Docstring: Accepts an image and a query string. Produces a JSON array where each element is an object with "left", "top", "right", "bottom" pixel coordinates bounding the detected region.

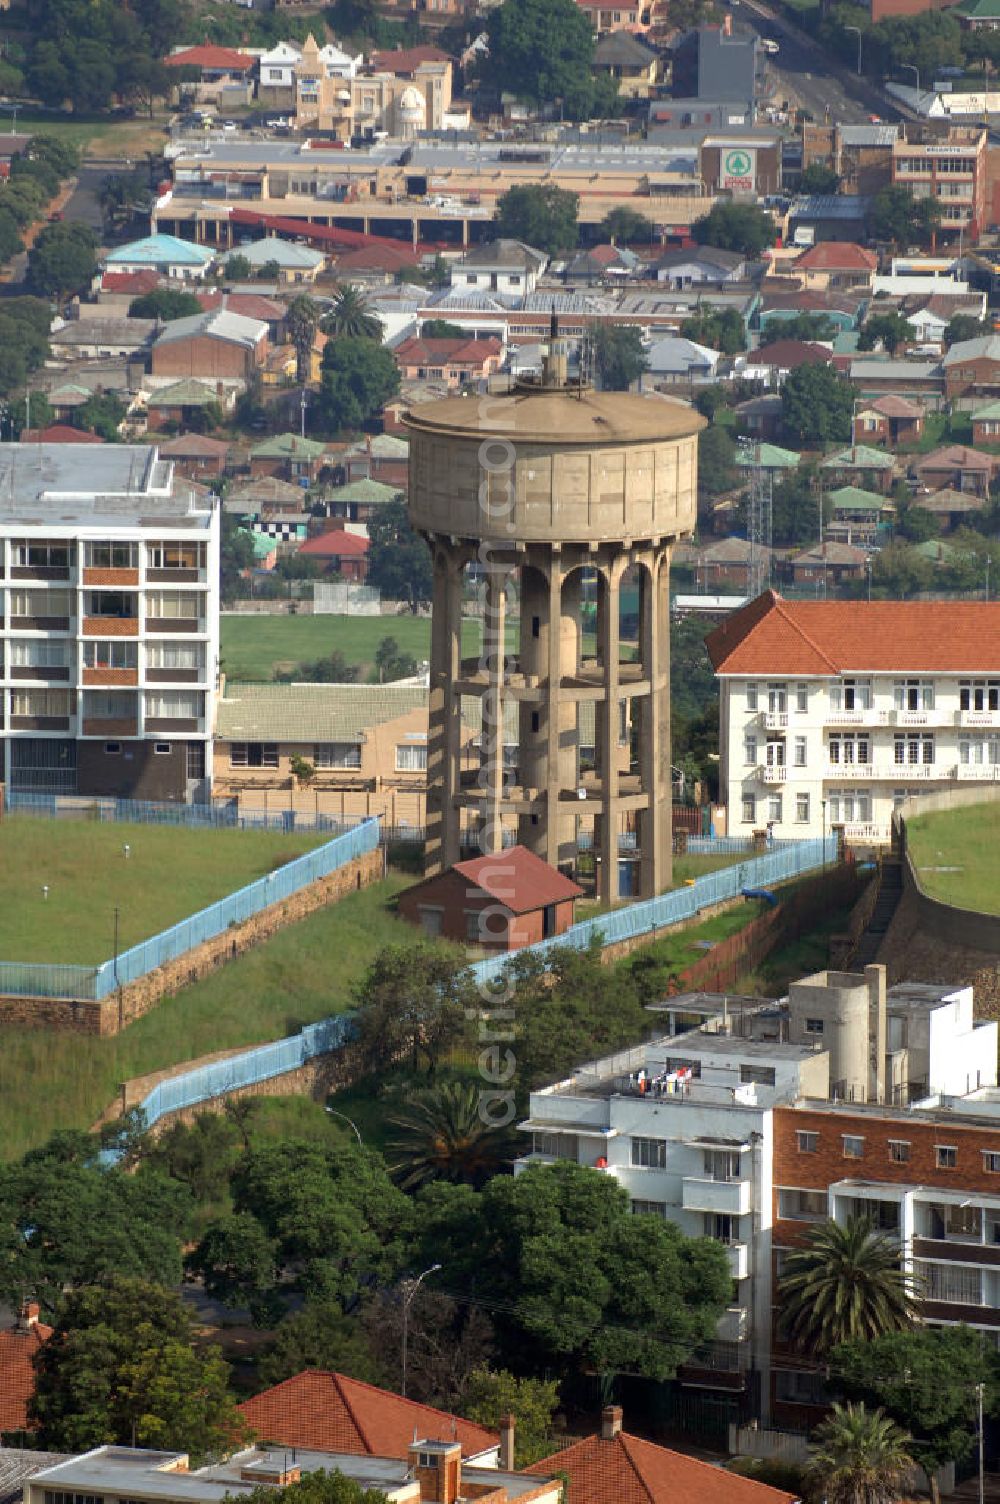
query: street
[{"left": 739, "top": 0, "right": 896, "bottom": 126}]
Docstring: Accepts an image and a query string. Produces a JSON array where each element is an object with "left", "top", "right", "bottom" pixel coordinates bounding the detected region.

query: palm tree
[
  {"left": 806, "top": 1401, "right": 914, "bottom": 1504},
  {"left": 386, "top": 1080, "right": 515, "bottom": 1189},
  {"left": 324, "top": 283, "right": 382, "bottom": 340},
  {"left": 286, "top": 294, "right": 321, "bottom": 386},
  {"left": 779, "top": 1216, "right": 919, "bottom": 1355}
]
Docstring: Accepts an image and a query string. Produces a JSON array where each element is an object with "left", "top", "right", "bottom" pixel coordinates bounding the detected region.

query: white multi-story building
[
  {"left": 0, "top": 444, "right": 218, "bottom": 801},
  {"left": 707, "top": 590, "right": 1000, "bottom": 843}
]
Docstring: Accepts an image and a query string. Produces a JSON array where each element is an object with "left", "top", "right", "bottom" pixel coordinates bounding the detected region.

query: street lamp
[
  {"left": 845, "top": 25, "right": 862, "bottom": 76},
  {"left": 401, "top": 1263, "right": 441, "bottom": 1398},
  {"left": 986, "top": 553, "right": 992, "bottom": 601},
  {"left": 325, "top": 1106, "right": 362, "bottom": 1146},
  {"left": 901, "top": 62, "right": 920, "bottom": 92},
  {"left": 821, "top": 797, "right": 828, "bottom": 867}
]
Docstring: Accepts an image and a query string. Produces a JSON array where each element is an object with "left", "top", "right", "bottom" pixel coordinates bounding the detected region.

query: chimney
[
  {"left": 498, "top": 1414, "right": 516, "bottom": 1471},
  {"left": 723, "top": 12, "right": 733, "bottom": 34},
  {"left": 409, "top": 1441, "right": 462, "bottom": 1504},
  {"left": 17, "top": 1300, "right": 39, "bottom": 1330},
  {"left": 867, "top": 962, "right": 888, "bottom": 1105},
  {"left": 601, "top": 1406, "right": 623, "bottom": 1440}
]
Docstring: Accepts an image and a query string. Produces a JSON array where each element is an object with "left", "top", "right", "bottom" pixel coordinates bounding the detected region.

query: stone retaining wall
[
  {"left": 895, "top": 791, "right": 1000, "bottom": 958},
  {"left": 0, "top": 846, "right": 384, "bottom": 1037}
]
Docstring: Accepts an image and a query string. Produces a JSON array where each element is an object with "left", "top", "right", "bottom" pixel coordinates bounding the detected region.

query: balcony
[
  {"left": 760, "top": 764, "right": 787, "bottom": 783},
  {"left": 145, "top": 667, "right": 202, "bottom": 684},
  {"left": 82, "top": 717, "right": 138, "bottom": 738},
  {"left": 145, "top": 717, "right": 203, "bottom": 734},
  {"left": 843, "top": 822, "right": 891, "bottom": 844},
  {"left": 912, "top": 1237, "right": 1000, "bottom": 1267},
  {"left": 83, "top": 617, "right": 138, "bottom": 637},
  {"left": 8, "top": 665, "right": 70, "bottom": 682},
  {"left": 83, "top": 567, "right": 139, "bottom": 588},
  {"left": 727, "top": 1242, "right": 750, "bottom": 1280},
  {"left": 146, "top": 568, "right": 204, "bottom": 584},
  {"left": 10, "top": 615, "right": 72, "bottom": 632},
  {"left": 826, "top": 763, "right": 876, "bottom": 780},
  {"left": 83, "top": 668, "right": 139, "bottom": 688},
  {"left": 144, "top": 617, "right": 203, "bottom": 635},
  {"left": 10, "top": 564, "right": 71, "bottom": 581},
  {"left": 762, "top": 711, "right": 788, "bottom": 730},
  {"left": 682, "top": 1176, "right": 751, "bottom": 1215},
  {"left": 955, "top": 764, "right": 1000, "bottom": 782}
]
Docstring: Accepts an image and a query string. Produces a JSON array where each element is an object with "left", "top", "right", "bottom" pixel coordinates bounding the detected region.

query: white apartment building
[
  {"left": 707, "top": 591, "right": 1000, "bottom": 844},
  {"left": 0, "top": 444, "right": 219, "bottom": 801}
]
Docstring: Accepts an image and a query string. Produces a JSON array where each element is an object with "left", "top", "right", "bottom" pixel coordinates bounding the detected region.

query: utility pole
[{"left": 977, "top": 1380, "right": 985, "bottom": 1504}]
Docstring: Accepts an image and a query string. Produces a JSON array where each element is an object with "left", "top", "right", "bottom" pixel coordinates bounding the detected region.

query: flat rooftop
[{"left": 0, "top": 444, "right": 212, "bottom": 529}]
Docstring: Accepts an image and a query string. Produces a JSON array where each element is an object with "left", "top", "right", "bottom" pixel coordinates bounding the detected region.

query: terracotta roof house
[
  {"left": 98, "top": 269, "right": 163, "bottom": 303},
  {"left": 914, "top": 443, "right": 1000, "bottom": 497},
  {"left": 754, "top": 339, "right": 832, "bottom": 378},
  {"left": 853, "top": 393, "right": 924, "bottom": 448},
  {"left": 196, "top": 291, "right": 287, "bottom": 340},
  {"left": 694, "top": 535, "right": 773, "bottom": 592},
  {"left": 332, "top": 243, "right": 422, "bottom": 283},
  {"left": 788, "top": 539, "right": 867, "bottom": 585},
  {"left": 297, "top": 528, "right": 369, "bottom": 580},
  {"left": 19, "top": 425, "right": 104, "bottom": 444},
  {"left": 910, "top": 485, "right": 987, "bottom": 529},
  {"left": 791, "top": 240, "right": 877, "bottom": 294},
  {"left": 238, "top": 1371, "right": 498, "bottom": 1461},
  {"left": 394, "top": 336, "right": 503, "bottom": 390},
  {"left": 163, "top": 45, "right": 255, "bottom": 77},
  {"left": 398, "top": 844, "right": 583, "bottom": 949},
  {"left": 368, "top": 45, "right": 452, "bottom": 74},
  {"left": 156, "top": 432, "right": 231, "bottom": 480},
  {"left": 527, "top": 1408, "right": 795, "bottom": 1504},
  {"left": 0, "top": 1305, "right": 52, "bottom": 1434}
]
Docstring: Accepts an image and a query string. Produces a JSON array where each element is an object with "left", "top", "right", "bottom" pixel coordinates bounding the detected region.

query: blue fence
[
  {"left": 6, "top": 791, "right": 359, "bottom": 835},
  {"left": 0, "top": 820, "right": 380, "bottom": 1002},
  {"left": 115, "top": 835, "right": 838, "bottom": 1138}
]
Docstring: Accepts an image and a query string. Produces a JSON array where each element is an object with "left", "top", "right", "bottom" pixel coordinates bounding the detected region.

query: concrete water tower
[{"left": 404, "top": 336, "right": 704, "bottom": 903}]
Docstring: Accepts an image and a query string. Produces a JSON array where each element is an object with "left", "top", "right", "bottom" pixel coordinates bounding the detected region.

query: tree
[
  {"left": 831, "top": 1328, "right": 995, "bottom": 1504},
  {"left": 495, "top": 185, "right": 579, "bottom": 257},
  {"left": 220, "top": 513, "right": 255, "bottom": 601},
  {"left": 353, "top": 943, "right": 474, "bottom": 1078},
  {"left": 324, "top": 285, "right": 383, "bottom": 341},
  {"left": 27, "top": 221, "right": 97, "bottom": 301},
  {"left": 366, "top": 497, "right": 433, "bottom": 608},
  {"left": 286, "top": 294, "right": 322, "bottom": 385},
  {"left": 781, "top": 362, "right": 855, "bottom": 446},
  {"left": 240, "top": 1467, "right": 394, "bottom": 1504},
  {"left": 589, "top": 324, "right": 648, "bottom": 390},
  {"left": 806, "top": 1402, "right": 914, "bottom": 1504},
  {"left": 412, "top": 1161, "right": 732, "bottom": 1380},
  {"left": 869, "top": 185, "right": 942, "bottom": 248},
  {"left": 286, "top": 649, "right": 359, "bottom": 684},
  {"left": 0, "top": 207, "right": 22, "bottom": 264},
  {"left": 771, "top": 463, "right": 826, "bottom": 547},
  {"left": 374, "top": 634, "right": 418, "bottom": 682},
  {"left": 484, "top": 0, "right": 612, "bottom": 120},
  {"left": 681, "top": 306, "right": 746, "bottom": 355},
  {"left": 462, "top": 1369, "right": 560, "bottom": 1465},
  {"left": 143, "top": 1112, "right": 241, "bottom": 1203},
  {"left": 30, "top": 1278, "right": 246, "bottom": 1459},
  {"left": 387, "top": 1080, "right": 516, "bottom": 1189},
  {"left": 871, "top": 538, "right": 933, "bottom": 598},
  {"left": 187, "top": 1212, "right": 282, "bottom": 1326},
  {"left": 318, "top": 336, "right": 400, "bottom": 435},
  {"left": 799, "top": 162, "right": 841, "bottom": 195},
  {"left": 767, "top": 312, "right": 836, "bottom": 344},
  {"left": 129, "top": 288, "right": 203, "bottom": 321},
  {"left": 361, "top": 1285, "right": 494, "bottom": 1409},
  {"left": 698, "top": 423, "right": 737, "bottom": 498},
  {"left": 225, "top": 252, "right": 252, "bottom": 282},
  {"left": 258, "top": 1300, "right": 386, "bottom": 1390},
  {"left": 599, "top": 206, "right": 654, "bottom": 244},
  {"left": 945, "top": 313, "right": 992, "bottom": 347},
  {"left": 896, "top": 501, "right": 940, "bottom": 542},
  {"left": 859, "top": 312, "right": 915, "bottom": 354},
  {"left": 693, "top": 202, "right": 775, "bottom": 257},
  {"left": 778, "top": 1216, "right": 919, "bottom": 1355},
  {"left": 421, "top": 319, "right": 466, "bottom": 338},
  {"left": 74, "top": 392, "right": 126, "bottom": 441}
]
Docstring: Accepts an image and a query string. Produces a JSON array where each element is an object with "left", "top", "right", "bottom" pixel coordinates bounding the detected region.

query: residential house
[
  {"left": 785, "top": 194, "right": 871, "bottom": 247},
  {"left": 820, "top": 444, "right": 898, "bottom": 494},
  {"left": 145, "top": 379, "right": 227, "bottom": 433},
  {"left": 0, "top": 1305, "right": 52, "bottom": 1434},
  {"left": 317, "top": 477, "right": 402, "bottom": 526},
  {"left": 734, "top": 393, "right": 783, "bottom": 440},
  {"left": 450, "top": 241, "right": 547, "bottom": 297},
  {"left": 900, "top": 292, "right": 987, "bottom": 346},
  {"left": 332, "top": 244, "right": 423, "bottom": 284},
  {"left": 196, "top": 291, "right": 288, "bottom": 343},
  {"left": 0, "top": 1451, "right": 73, "bottom": 1504},
  {"left": 954, "top": 0, "right": 1000, "bottom": 27},
  {"left": 942, "top": 335, "right": 1000, "bottom": 402},
  {"left": 18, "top": 426, "right": 104, "bottom": 446},
  {"left": 393, "top": 335, "right": 504, "bottom": 389},
  {"left": 852, "top": 394, "right": 925, "bottom": 448},
  {"left": 789, "top": 241, "right": 878, "bottom": 293},
  {"left": 693, "top": 536, "right": 770, "bottom": 592},
  {"left": 591, "top": 31, "right": 660, "bottom": 96},
  {"left": 97, "top": 270, "right": 163, "bottom": 306},
  {"left": 826, "top": 486, "right": 891, "bottom": 548},
  {"left": 222, "top": 237, "right": 324, "bottom": 286},
  {"left": 398, "top": 845, "right": 583, "bottom": 949},
  {"left": 238, "top": 1371, "right": 500, "bottom": 1461},
  {"left": 574, "top": 0, "right": 647, "bottom": 33},
  {"left": 0, "top": 443, "right": 217, "bottom": 800},
  {"left": 563, "top": 245, "right": 642, "bottom": 284},
  {"left": 707, "top": 589, "right": 1000, "bottom": 842},
  {"left": 910, "top": 486, "right": 988, "bottom": 530},
  {"left": 802, "top": 123, "right": 897, "bottom": 197},
  {"left": 753, "top": 339, "right": 833, "bottom": 384},
  {"left": 643, "top": 335, "right": 719, "bottom": 386},
  {"left": 225, "top": 476, "right": 308, "bottom": 519},
  {"left": 737, "top": 443, "right": 801, "bottom": 480},
  {"left": 914, "top": 443, "right": 999, "bottom": 496},
  {"left": 972, "top": 399, "right": 1000, "bottom": 444},
  {"left": 151, "top": 309, "right": 269, "bottom": 385},
  {"left": 788, "top": 540, "right": 867, "bottom": 586},
  {"left": 296, "top": 528, "right": 369, "bottom": 581},
  {"left": 104, "top": 234, "right": 215, "bottom": 282},
  {"left": 49, "top": 318, "right": 155, "bottom": 363},
  {"left": 654, "top": 245, "right": 746, "bottom": 288},
  {"left": 258, "top": 41, "right": 303, "bottom": 93},
  {"left": 849, "top": 357, "right": 945, "bottom": 402},
  {"left": 249, "top": 434, "right": 328, "bottom": 485},
  {"left": 163, "top": 44, "right": 255, "bottom": 99},
  {"left": 156, "top": 433, "right": 230, "bottom": 481},
  {"left": 343, "top": 433, "right": 409, "bottom": 491}
]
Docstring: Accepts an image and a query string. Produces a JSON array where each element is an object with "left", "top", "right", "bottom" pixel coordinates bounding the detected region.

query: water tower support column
[
  {"left": 598, "top": 556, "right": 624, "bottom": 905},
  {"left": 427, "top": 544, "right": 466, "bottom": 873}
]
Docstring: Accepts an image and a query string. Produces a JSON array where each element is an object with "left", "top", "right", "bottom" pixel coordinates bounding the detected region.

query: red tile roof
[
  {"left": 915, "top": 444, "right": 996, "bottom": 474},
  {"left": 866, "top": 394, "right": 924, "bottom": 418},
  {"left": 453, "top": 844, "right": 584, "bottom": 913},
  {"left": 238, "top": 1370, "right": 498, "bottom": 1458},
  {"left": 528, "top": 1431, "right": 795, "bottom": 1504},
  {"left": 334, "top": 244, "right": 421, "bottom": 272},
  {"left": 164, "top": 45, "right": 255, "bottom": 71},
  {"left": 368, "top": 45, "right": 452, "bottom": 72},
  {"left": 707, "top": 589, "right": 1000, "bottom": 674},
  {"left": 794, "top": 241, "right": 878, "bottom": 272},
  {"left": 395, "top": 336, "right": 503, "bottom": 367},
  {"left": 157, "top": 434, "right": 231, "bottom": 456},
  {"left": 299, "top": 530, "right": 369, "bottom": 557},
  {"left": 100, "top": 270, "right": 162, "bottom": 296},
  {"left": 21, "top": 425, "right": 104, "bottom": 444},
  {"left": 754, "top": 338, "right": 832, "bottom": 369},
  {"left": 197, "top": 291, "right": 286, "bottom": 323},
  {"left": 0, "top": 1317, "right": 52, "bottom": 1432}
]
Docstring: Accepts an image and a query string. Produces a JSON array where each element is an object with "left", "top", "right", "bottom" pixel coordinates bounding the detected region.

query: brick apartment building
[{"left": 892, "top": 126, "right": 989, "bottom": 240}]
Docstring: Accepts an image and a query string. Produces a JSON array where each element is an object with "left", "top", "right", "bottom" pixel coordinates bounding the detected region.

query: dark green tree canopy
[
  {"left": 365, "top": 497, "right": 433, "bottom": 609},
  {"left": 590, "top": 324, "right": 648, "bottom": 390},
  {"left": 129, "top": 288, "right": 203, "bottom": 321},
  {"left": 318, "top": 336, "right": 400, "bottom": 435},
  {"left": 27, "top": 221, "right": 97, "bottom": 301},
  {"left": 869, "top": 185, "right": 943, "bottom": 247},
  {"left": 799, "top": 162, "right": 841, "bottom": 195},
  {"left": 484, "top": 0, "right": 616, "bottom": 119},
  {"left": 778, "top": 1216, "right": 919, "bottom": 1354},
  {"left": 781, "top": 362, "right": 855, "bottom": 446},
  {"left": 495, "top": 184, "right": 580, "bottom": 257},
  {"left": 599, "top": 207, "right": 655, "bottom": 244},
  {"left": 693, "top": 202, "right": 775, "bottom": 257},
  {"left": 681, "top": 306, "right": 746, "bottom": 355}
]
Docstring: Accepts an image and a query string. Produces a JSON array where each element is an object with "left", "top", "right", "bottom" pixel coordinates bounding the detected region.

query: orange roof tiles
[
  {"left": 452, "top": 845, "right": 584, "bottom": 913},
  {"left": 527, "top": 1431, "right": 796, "bottom": 1504},
  {"left": 238, "top": 1370, "right": 498, "bottom": 1459},
  {"left": 793, "top": 241, "right": 877, "bottom": 272},
  {"left": 707, "top": 589, "right": 1000, "bottom": 674},
  {"left": 0, "top": 1317, "right": 52, "bottom": 1432}
]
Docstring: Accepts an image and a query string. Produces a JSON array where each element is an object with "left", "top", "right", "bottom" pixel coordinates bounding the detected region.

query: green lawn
[
  {"left": 0, "top": 817, "right": 329, "bottom": 964},
  {"left": 0, "top": 873, "right": 417, "bottom": 1162},
  {"left": 906, "top": 803, "right": 1000, "bottom": 914},
  {"left": 221, "top": 614, "right": 483, "bottom": 681}
]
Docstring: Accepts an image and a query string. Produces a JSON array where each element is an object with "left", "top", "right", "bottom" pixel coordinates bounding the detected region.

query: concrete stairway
[{"left": 853, "top": 858, "right": 903, "bottom": 967}]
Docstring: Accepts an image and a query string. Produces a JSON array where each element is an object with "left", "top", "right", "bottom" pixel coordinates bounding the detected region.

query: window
[
  {"left": 10, "top": 640, "right": 68, "bottom": 668},
  {"left": 315, "top": 742, "right": 362, "bottom": 769},
  {"left": 767, "top": 682, "right": 787, "bottom": 713},
  {"left": 707, "top": 1212, "right": 735, "bottom": 1242},
  {"left": 804, "top": 1017, "right": 824, "bottom": 1036},
  {"left": 765, "top": 738, "right": 785, "bottom": 768},
  {"left": 11, "top": 689, "right": 71, "bottom": 717},
  {"left": 740, "top": 1063, "right": 776, "bottom": 1086},
  {"left": 796, "top": 682, "right": 808, "bottom": 712},
  {"left": 145, "top": 591, "right": 200, "bottom": 620},
  {"left": 87, "top": 590, "right": 136, "bottom": 619},
  {"left": 889, "top": 1139, "right": 910, "bottom": 1163},
  {"left": 796, "top": 792, "right": 810, "bottom": 824},
  {"left": 86, "top": 541, "right": 137, "bottom": 568},
  {"left": 893, "top": 678, "right": 934, "bottom": 711},
  {"left": 83, "top": 691, "right": 134, "bottom": 719},
  {"left": 827, "top": 790, "right": 872, "bottom": 823},
  {"left": 767, "top": 794, "right": 782, "bottom": 823},
  {"left": 154, "top": 742, "right": 171, "bottom": 755},
  {"left": 744, "top": 734, "right": 758, "bottom": 765},
  {"left": 960, "top": 680, "right": 1000, "bottom": 712},
  {"left": 741, "top": 794, "right": 756, "bottom": 824},
  {"left": 105, "top": 742, "right": 121, "bottom": 755},
  {"left": 704, "top": 1148, "right": 742, "bottom": 1181},
  {"left": 84, "top": 640, "right": 138, "bottom": 670},
  {"left": 794, "top": 735, "right": 807, "bottom": 767},
  {"left": 945, "top": 1203, "right": 982, "bottom": 1237},
  {"left": 843, "top": 1135, "right": 864, "bottom": 1159},
  {"left": 959, "top": 737, "right": 1000, "bottom": 765},
  {"left": 797, "top": 1130, "right": 819, "bottom": 1153},
  {"left": 145, "top": 641, "right": 204, "bottom": 672},
  {"left": 396, "top": 743, "right": 428, "bottom": 772},
  {"left": 916, "top": 1261, "right": 981, "bottom": 1304},
  {"left": 631, "top": 1199, "right": 667, "bottom": 1217},
  {"left": 778, "top": 1188, "right": 827, "bottom": 1221},
  {"left": 745, "top": 683, "right": 758, "bottom": 710},
  {"left": 936, "top": 1145, "right": 957, "bottom": 1169},
  {"left": 631, "top": 1136, "right": 667, "bottom": 1169},
  {"left": 894, "top": 733, "right": 934, "bottom": 765},
  {"left": 829, "top": 733, "right": 871, "bottom": 765},
  {"left": 831, "top": 677, "right": 872, "bottom": 711},
  {"left": 775, "top": 1369, "right": 826, "bottom": 1405},
  {"left": 13, "top": 541, "right": 71, "bottom": 569},
  {"left": 145, "top": 691, "right": 202, "bottom": 720},
  {"left": 11, "top": 589, "right": 71, "bottom": 618},
  {"left": 229, "top": 743, "right": 279, "bottom": 769},
  {"left": 984, "top": 1151, "right": 1000, "bottom": 1174}
]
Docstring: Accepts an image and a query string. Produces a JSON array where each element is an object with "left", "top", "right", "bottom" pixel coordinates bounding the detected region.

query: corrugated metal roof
[{"left": 154, "top": 309, "right": 268, "bottom": 350}]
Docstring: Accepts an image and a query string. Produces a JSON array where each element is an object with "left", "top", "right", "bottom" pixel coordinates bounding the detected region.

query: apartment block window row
[
  {"left": 230, "top": 742, "right": 278, "bottom": 768},
  {"left": 87, "top": 591, "right": 135, "bottom": 620},
  {"left": 894, "top": 733, "right": 934, "bottom": 765},
  {"left": 146, "top": 642, "right": 204, "bottom": 672},
  {"left": 917, "top": 1261, "right": 983, "bottom": 1305},
  {"left": 961, "top": 680, "right": 1000, "bottom": 711},
  {"left": 631, "top": 1135, "right": 667, "bottom": 1169},
  {"left": 10, "top": 640, "right": 68, "bottom": 668},
  {"left": 11, "top": 589, "right": 72, "bottom": 618},
  {"left": 147, "top": 541, "right": 205, "bottom": 570},
  {"left": 315, "top": 742, "right": 362, "bottom": 769},
  {"left": 146, "top": 591, "right": 201, "bottom": 620},
  {"left": 829, "top": 733, "right": 870, "bottom": 765},
  {"left": 14, "top": 542, "right": 72, "bottom": 569},
  {"left": 85, "top": 542, "right": 136, "bottom": 568},
  {"left": 778, "top": 1187, "right": 826, "bottom": 1221},
  {"left": 396, "top": 743, "right": 427, "bottom": 772},
  {"left": 12, "top": 689, "right": 71, "bottom": 717},
  {"left": 146, "top": 691, "right": 202, "bottom": 720},
  {"left": 85, "top": 641, "right": 137, "bottom": 670},
  {"left": 631, "top": 1199, "right": 667, "bottom": 1217},
  {"left": 959, "top": 737, "right": 1000, "bottom": 765},
  {"left": 83, "top": 691, "right": 134, "bottom": 719}
]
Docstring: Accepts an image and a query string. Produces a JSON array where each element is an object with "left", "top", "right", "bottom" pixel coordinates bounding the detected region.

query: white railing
[
  {"left": 955, "top": 764, "right": 1000, "bottom": 781},
  {"left": 763, "top": 710, "right": 788, "bottom": 730},
  {"left": 957, "top": 710, "right": 1000, "bottom": 728},
  {"left": 760, "top": 764, "right": 787, "bottom": 783},
  {"left": 826, "top": 763, "right": 877, "bottom": 780}
]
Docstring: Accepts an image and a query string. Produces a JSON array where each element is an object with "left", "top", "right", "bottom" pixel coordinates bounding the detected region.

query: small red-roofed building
[
  {"left": 237, "top": 1370, "right": 500, "bottom": 1461},
  {"left": 98, "top": 269, "right": 164, "bottom": 306},
  {"left": 853, "top": 393, "right": 925, "bottom": 448},
  {"left": 163, "top": 45, "right": 256, "bottom": 81},
  {"left": 157, "top": 433, "right": 231, "bottom": 480},
  {"left": 398, "top": 844, "right": 583, "bottom": 948},
  {"left": 296, "top": 527, "right": 369, "bottom": 580},
  {"left": 708, "top": 589, "right": 1000, "bottom": 843},
  {"left": 0, "top": 1303, "right": 53, "bottom": 1434},
  {"left": 528, "top": 1407, "right": 796, "bottom": 1504},
  {"left": 20, "top": 425, "right": 104, "bottom": 444},
  {"left": 393, "top": 336, "right": 503, "bottom": 389},
  {"left": 753, "top": 339, "right": 833, "bottom": 383},
  {"left": 792, "top": 240, "right": 878, "bottom": 292}
]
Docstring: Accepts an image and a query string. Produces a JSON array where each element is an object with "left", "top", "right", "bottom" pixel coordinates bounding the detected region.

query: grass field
[
  {"left": 905, "top": 803, "right": 1000, "bottom": 914},
  {"left": 0, "top": 817, "right": 329, "bottom": 964},
  {"left": 4, "top": 107, "right": 171, "bottom": 157},
  {"left": 221, "top": 614, "right": 477, "bottom": 681},
  {"left": 0, "top": 872, "right": 417, "bottom": 1162}
]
